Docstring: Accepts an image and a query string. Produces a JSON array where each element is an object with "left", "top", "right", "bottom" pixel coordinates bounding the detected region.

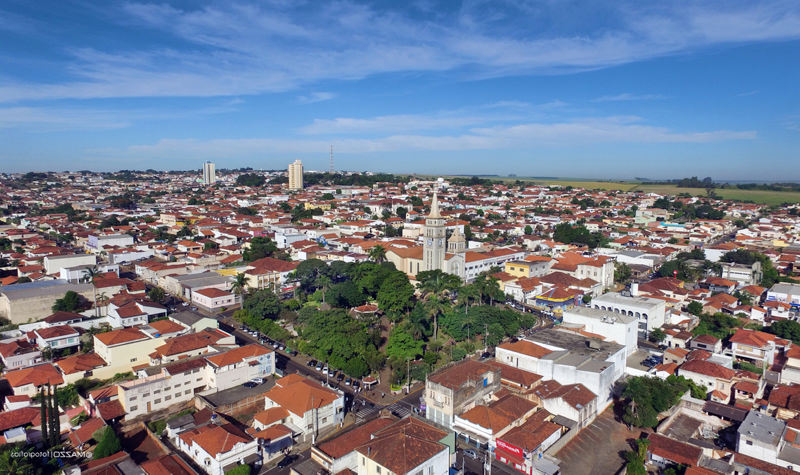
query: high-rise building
[
  {"left": 202, "top": 161, "right": 216, "bottom": 185},
  {"left": 288, "top": 159, "right": 303, "bottom": 190}
]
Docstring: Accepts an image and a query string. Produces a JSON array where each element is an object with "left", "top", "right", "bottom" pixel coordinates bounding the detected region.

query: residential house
[
  {"left": 0, "top": 339, "right": 42, "bottom": 370},
  {"left": 4, "top": 363, "right": 64, "bottom": 397},
  {"left": 204, "top": 344, "right": 274, "bottom": 392},
  {"left": 263, "top": 374, "right": 345, "bottom": 442},
  {"left": 33, "top": 325, "right": 80, "bottom": 351},
  {"left": 678, "top": 359, "right": 736, "bottom": 402},
  {"left": 177, "top": 422, "right": 260, "bottom": 475}
]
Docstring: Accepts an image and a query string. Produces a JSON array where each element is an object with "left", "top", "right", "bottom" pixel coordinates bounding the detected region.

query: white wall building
[
  {"left": 562, "top": 307, "right": 638, "bottom": 356},
  {"left": 591, "top": 292, "right": 667, "bottom": 340}
]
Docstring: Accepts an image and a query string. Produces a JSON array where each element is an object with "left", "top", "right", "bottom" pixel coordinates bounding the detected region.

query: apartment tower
[{"left": 288, "top": 159, "right": 303, "bottom": 190}]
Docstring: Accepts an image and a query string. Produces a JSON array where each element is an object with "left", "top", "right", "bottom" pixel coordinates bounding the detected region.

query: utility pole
[{"left": 407, "top": 357, "right": 411, "bottom": 394}]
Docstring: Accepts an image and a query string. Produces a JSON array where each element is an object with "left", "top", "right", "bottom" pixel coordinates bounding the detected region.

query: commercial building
[
  {"left": 424, "top": 359, "right": 501, "bottom": 429},
  {"left": 561, "top": 307, "right": 638, "bottom": 356},
  {"left": 43, "top": 254, "right": 96, "bottom": 276},
  {"left": 288, "top": 159, "right": 303, "bottom": 190},
  {"left": 0, "top": 280, "right": 94, "bottom": 324},
  {"left": 203, "top": 161, "right": 216, "bottom": 185},
  {"left": 591, "top": 291, "right": 667, "bottom": 340}
]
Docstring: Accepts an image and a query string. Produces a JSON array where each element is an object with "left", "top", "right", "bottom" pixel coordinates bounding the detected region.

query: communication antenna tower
[{"left": 329, "top": 145, "right": 334, "bottom": 173}]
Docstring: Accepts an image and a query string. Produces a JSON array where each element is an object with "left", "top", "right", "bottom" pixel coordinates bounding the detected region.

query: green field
[
  {"left": 632, "top": 184, "right": 800, "bottom": 205},
  {"left": 424, "top": 174, "right": 800, "bottom": 205}
]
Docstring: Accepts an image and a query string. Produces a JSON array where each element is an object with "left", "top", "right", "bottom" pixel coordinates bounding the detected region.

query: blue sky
[{"left": 0, "top": 0, "right": 799, "bottom": 180}]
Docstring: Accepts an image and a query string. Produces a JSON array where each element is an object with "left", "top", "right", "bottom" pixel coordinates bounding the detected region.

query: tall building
[
  {"left": 288, "top": 159, "right": 303, "bottom": 190},
  {"left": 202, "top": 161, "right": 216, "bottom": 185},
  {"left": 422, "top": 192, "right": 446, "bottom": 271}
]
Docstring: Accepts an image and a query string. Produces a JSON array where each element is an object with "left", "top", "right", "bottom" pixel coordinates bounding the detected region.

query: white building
[
  {"left": 562, "top": 307, "right": 638, "bottom": 356},
  {"left": 204, "top": 344, "right": 274, "bottom": 392},
  {"left": 591, "top": 291, "right": 667, "bottom": 340},
  {"left": 263, "top": 374, "right": 345, "bottom": 442},
  {"left": 33, "top": 325, "right": 80, "bottom": 351},
  {"left": 43, "top": 254, "right": 96, "bottom": 276},
  {"left": 87, "top": 233, "right": 134, "bottom": 250},
  {"left": 767, "top": 283, "right": 800, "bottom": 308},
  {"left": 118, "top": 358, "right": 208, "bottom": 419},
  {"left": 495, "top": 329, "right": 625, "bottom": 411},
  {"left": 203, "top": 161, "right": 216, "bottom": 185},
  {"left": 177, "top": 422, "right": 260, "bottom": 475},
  {"left": 288, "top": 159, "right": 303, "bottom": 190}
]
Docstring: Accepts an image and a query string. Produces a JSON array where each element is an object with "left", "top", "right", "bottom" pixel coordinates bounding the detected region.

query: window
[
  {"left": 143, "top": 393, "right": 150, "bottom": 398},
  {"left": 362, "top": 457, "right": 365, "bottom": 466},
  {"left": 746, "top": 440, "right": 753, "bottom": 445},
  {"left": 175, "top": 392, "right": 181, "bottom": 398},
  {"left": 165, "top": 395, "right": 171, "bottom": 401},
  {"left": 154, "top": 389, "right": 160, "bottom": 394},
  {"left": 185, "top": 389, "right": 191, "bottom": 395},
  {"left": 130, "top": 358, "right": 137, "bottom": 362},
  {"left": 376, "top": 467, "right": 381, "bottom": 474},
  {"left": 196, "top": 377, "right": 202, "bottom": 382},
  {"left": 154, "top": 398, "right": 161, "bottom": 404},
  {"left": 130, "top": 406, "right": 137, "bottom": 411},
  {"left": 321, "top": 417, "right": 327, "bottom": 424},
  {"left": 130, "top": 396, "right": 137, "bottom": 401}
]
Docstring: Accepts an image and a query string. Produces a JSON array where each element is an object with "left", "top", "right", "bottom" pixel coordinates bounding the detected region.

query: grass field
[
  {"left": 632, "top": 184, "right": 800, "bottom": 205},
  {"left": 428, "top": 174, "right": 800, "bottom": 205}
]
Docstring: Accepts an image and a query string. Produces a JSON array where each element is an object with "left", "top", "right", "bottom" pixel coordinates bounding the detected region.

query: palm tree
[
  {"left": 82, "top": 266, "right": 99, "bottom": 317},
  {"left": 231, "top": 273, "right": 248, "bottom": 299},
  {"left": 426, "top": 294, "right": 450, "bottom": 341},
  {"left": 368, "top": 245, "right": 387, "bottom": 264},
  {"left": 318, "top": 275, "right": 332, "bottom": 305},
  {"left": 457, "top": 284, "right": 478, "bottom": 312}
]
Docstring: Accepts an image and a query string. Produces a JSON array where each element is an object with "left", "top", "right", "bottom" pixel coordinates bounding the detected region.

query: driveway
[{"left": 555, "top": 406, "right": 639, "bottom": 475}]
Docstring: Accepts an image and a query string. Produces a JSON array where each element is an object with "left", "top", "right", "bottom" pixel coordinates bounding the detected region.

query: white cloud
[
  {"left": 297, "top": 92, "right": 337, "bottom": 104},
  {"left": 1, "top": 1, "right": 799, "bottom": 101},
  {"left": 0, "top": 107, "right": 129, "bottom": 130},
  {"left": 593, "top": 93, "right": 666, "bottom": 102},
  {"left": 94, "top": 116, "right": 755, "bottom": 159}
]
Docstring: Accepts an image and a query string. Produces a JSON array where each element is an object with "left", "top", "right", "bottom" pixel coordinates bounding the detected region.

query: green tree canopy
[
  {"left": 243, "top": 236, "right": 281, "bottom": 262},
  {"left": 242, "top": 288, "right": 281, "bottom": 319},
  {"left": 93, "top": 426, "right": 122, "bottom": 459},
  {"left": 386, "top": 324, "right": 424, "bottom": 361},
  {"left": 376, "top": 271, "right": 415, "bottom": 316},
  {"left": 52, "top": 290, "right": 83, "bottom": 312}
]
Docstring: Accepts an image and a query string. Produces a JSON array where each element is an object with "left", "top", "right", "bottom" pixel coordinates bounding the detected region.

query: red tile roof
[
  {"left": 4, "top": 363, "right": 64, "bottom": 388},
  {"left": 179, "top": 423, "right": 253, "bottom": 456}
]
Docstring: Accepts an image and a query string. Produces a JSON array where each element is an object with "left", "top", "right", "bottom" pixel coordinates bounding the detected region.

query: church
[{"left": 386, "top": 192, "right": 466, "bottom": 280}]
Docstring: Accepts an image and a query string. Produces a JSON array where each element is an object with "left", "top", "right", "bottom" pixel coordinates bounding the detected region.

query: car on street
[
  {"left": 316, "top": 362, "right": 324, "bottom": 371},
  {"left": 243, "top": 381, "right": 258, "bottom": 388},
  {"left": 464, "top": 449, "right": 478, "bottom": 460},
  {"left": 345, "top": 377, "right": 352, "bottom": 386},
  {"left": 336, "top": 373, "right": 345, "bottom": 382},
  {"left": 277, "top": 455, "right": 296, "bottom": 468},
  {"left": 352, "top": 380, "right": 360, "bottom": 389},
  {"left": 327, "top": 368, "right": 335, "bottom": 377},
  {"left": 250, "top": 377, "right": 264, "bottom": 384},
  {"left": 308, "top": 360, "right": 317, "bottom": 367}
]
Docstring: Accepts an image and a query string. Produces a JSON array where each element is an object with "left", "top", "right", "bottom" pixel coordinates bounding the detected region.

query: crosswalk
[
  {"left": 351, "top": 400, "right": 418, "bottom": 422},
  {"left": 352, "top": 404, "right": 380, "bottom": 422}
]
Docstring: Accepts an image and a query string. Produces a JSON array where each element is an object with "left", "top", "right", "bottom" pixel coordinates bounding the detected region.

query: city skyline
[{"left": 1, "top": 1, "right": 799, "bottom": 179}]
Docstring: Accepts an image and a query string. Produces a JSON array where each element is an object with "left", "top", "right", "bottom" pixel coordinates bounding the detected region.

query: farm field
[{"left": 632, "top": 184, "right": 800, "bottom": 205}]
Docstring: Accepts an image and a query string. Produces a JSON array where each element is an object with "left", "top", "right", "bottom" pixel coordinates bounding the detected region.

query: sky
[{"left": 0, "top": 0, "right": 799, "bottom": 180}]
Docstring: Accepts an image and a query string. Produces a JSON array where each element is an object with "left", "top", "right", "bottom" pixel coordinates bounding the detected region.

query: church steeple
[{"left": 429, "top": 191, "right": 442, "bottom": 218}]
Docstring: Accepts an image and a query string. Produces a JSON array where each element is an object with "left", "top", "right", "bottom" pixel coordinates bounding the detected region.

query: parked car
[
  {"left": 327, "top": 368, "right": 335, "bottom": 377},
  {"left": 243, "top": 381, "right": 258, "bottom": 388},
  {"left": 250, "top": 377, "right": 264, "bottom": 384},
  {"left": 308, "top": 359, "right": 317, "bottom": 367},
  {"left": 316, "top": 362, "right": 324, "bottom": 371},
  {"left": 336, "top": 373, "right": 345, "bottom": 382},
  {"left": 464, "top": 449, "right": 478, "bottom": 460},
  {"left": 345, "top": 377, "right": 352, "bottom": 386},
  {"left": 278, "top": 344, "right": 286, "bottom": 351},
  {"left": 277, "top": 455, "right": 296, "bottom": 468},
  {"left": 352, "top": 380, "right": 360, "bottom": 389}
]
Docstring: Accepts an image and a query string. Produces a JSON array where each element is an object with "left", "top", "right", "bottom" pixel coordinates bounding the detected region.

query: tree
[
  {"left": 368, "top": 245, "right": 387, "bottom": 264},
  {"left": 624, "top": 439, "right": 649, "bottom": 475},
  {"left": 768, "top": 320, "right": 800, "bottom": 344},
  {"left": 386, "top": 325, "right": 423, "bottom": 361},
  {"left": 687, "top": 301, "right": 704, "bottom": 316},
  {"left": 40, "top": 387, "right": 48, "bottom": 448},
  {"left": 49, "top": 385, "right": 59, "bottom": 447},
  {"left": 614, "top": 263, "right": 632, "bottom": 283},
  {"left": 231, "top": 273, "right": 248, "bottom": 297},
  {"left": 243, "top": 288, "right": 281, "bottom": 319},
  {"left": 93, "top": 426, "right": 122, "bottom": 459},
  {"left": 242, "top": 237, "right": 280, "bottom": 262},
  {"left": 377, "top": 272, "right": 415, "bottom": 317},
  {"left": 82, "top": 266, "right": 100, "bottom": 317},
  {"left": 147, "top": 287, "right": 165, "bottom": 303},
  {"left": 649, "top": 328, "right": 666, "bottom": 343},
  {"left": 524, "top": 225, "right": 533, "bottom": 235},
  {"left": 236, "top": 173, "right": 266, "bottom": 187},
  {"left": 396, "top": 207, "right": 407, "bottom": 219},
  {"left": 425, "top": 295, "right": 450, "bottom": 341},
  {"left": 52, "top": 290, "right": 82, "bottom": 312}
]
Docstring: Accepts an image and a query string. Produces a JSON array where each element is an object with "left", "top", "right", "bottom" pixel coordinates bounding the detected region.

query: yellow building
[
  {"left": 304, "top": 202, "right": 332, "bottom": 210},
  {"left": 94, "top": 328, "right": 163, "bottom": 375},
  {"left": 505, "top": 261, "right": 533, "bottom": 278}
]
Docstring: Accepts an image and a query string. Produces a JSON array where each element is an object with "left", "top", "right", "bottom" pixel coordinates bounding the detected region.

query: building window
[
  {"left": 130, "top": 396, "right": 137, "bottom": 401},
  {"left": 165, "top": 395, "right": 171, "bottom": 401},
  {"left": 376, "top": 467, "right": 381, "bottom": 474},
  {"left": 185, "top": 390, "right": 191, "bottom": 395},
  {"left": 196, "top": 377, "right": 202, "bottom": 382},
  {"left": 154, "top": 398, "right": 161, "bottom": 404},
  {"left": 175, "top": 393, "right": 181, "bottom": 398},
  {"left": 746, "top": 440, "right": 753, "bottom": 445},
  {"left": 130, "top": 358, "right": 137, "bottom": 362},
  {"left": 130, "top": 406, "right": 137, "bottom": 411},
  {"left": 154, "top": 389, "right": 160, "bottom": 394}
]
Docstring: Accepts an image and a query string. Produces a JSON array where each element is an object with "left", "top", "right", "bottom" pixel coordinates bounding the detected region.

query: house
[
  {"left": 191, "top": 287, "right": 237, "bottom": 311},
  {"left": 93, "top": 327, "right": 161, "bottom": 375},
  {"left": 720, "top": 261, "right": 763, "bottom": 286},
  {"left": 140, "top": 454, "right": 197, "bottom": 475},
  {"left": 646, "top": 433, "right": 702, "bottom": 469},
  {"left": 118, "top": 358, "right": 208, "bottom": 419},
  {"left": 311, "top": 416, "right": 398, "bottom": 474},
  {"left": 729, "top": 328, "right": 789, "bottom": 367},
  {"left": 170, "top": 310, "right": 219, "bottom": 332},
  {"left": 55, "top": 352, "right": 108, "bottom": 384},
  {"left": 690, "top": 334, "right": 722, "bottom": 354},
  {"left": 177, "top": 422, "right": 260, "bottom": 475},
  {"left": 263, "top": 374, "right": 345, "bottom": 442},
  {"left": 0, "top": 339, "right": 42, "bottom": 370},
  {"left": 453, "top": 394, "right": 538, "bottom": 450},
  {"left": 107, "top": 300, "right": 166, "bottom": 328},
  {"left": 244, "top": 257, "right": 299, "bottom": 291},
  {"left": 149, "top": 328, "right": 235, "bottom": 365},
  {"left": 532, "top": 379, "right": 598, "bottom": 428},
  {"left": 424, "top": 360, "right": 501, "bottom": 429},
  {"left": 354, "top": 416, "right": 451, "bottom": 475},
  {"left": 678, "top": 359, "right": 736, "bottom": 402},
  {"left": 736, "top": 410, "right": 799, "bottom": 470},
  {"left": 782, "top": 346, "right": 800, "bottom": 385},
  {"left": 4, "top": 363, "right": 64, "bottom": 397},
  {"left": 33, "top": 325, "right": 80, "bottom": 351},
  {"left": 204, "top": 344, "right": 275, "bottom": 392}
]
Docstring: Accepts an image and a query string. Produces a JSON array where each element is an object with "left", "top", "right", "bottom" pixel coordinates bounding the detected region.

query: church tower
[{"left": 422, "top": 191, "right": 446, "bottom": 271}]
